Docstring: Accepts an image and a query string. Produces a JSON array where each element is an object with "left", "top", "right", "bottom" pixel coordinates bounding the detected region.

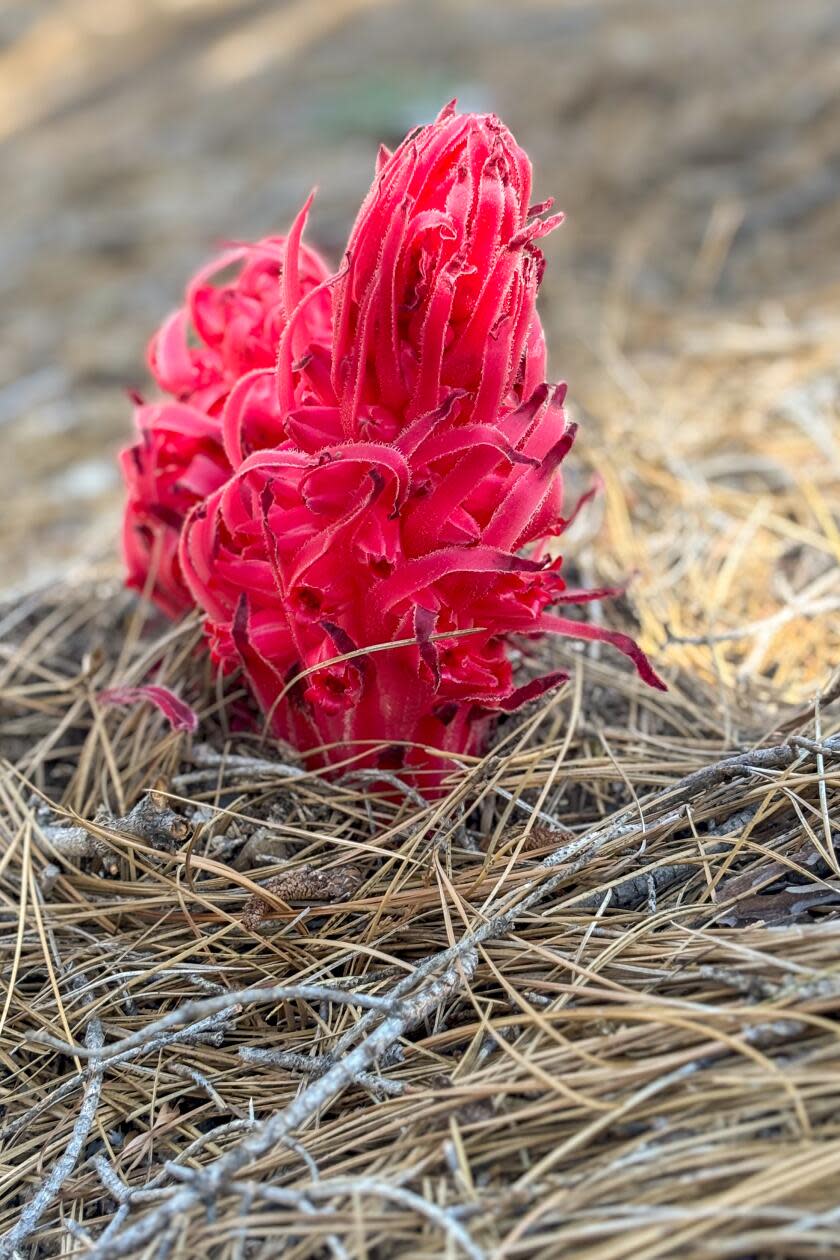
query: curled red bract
[
  {"left": 99, "top": 685, "right": 199, "bottom": 733},
  {"left": 121, "top": 103, "right": 665, "bottom": 789},
  {"left": 120, "top": 216, "right": 332, "bottom": 616},
  {"left": 332, "top": 100, "right": 561, "bottom": 439}
]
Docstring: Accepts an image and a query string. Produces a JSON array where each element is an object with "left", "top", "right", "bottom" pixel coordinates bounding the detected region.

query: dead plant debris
[{"left": 2, "top": 486, "right": 840, "bottom": 1256}]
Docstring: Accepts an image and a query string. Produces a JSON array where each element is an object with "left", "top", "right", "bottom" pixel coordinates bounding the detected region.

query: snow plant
[{"left": 121, "top": 103, "right": 664, "bottom": 789}]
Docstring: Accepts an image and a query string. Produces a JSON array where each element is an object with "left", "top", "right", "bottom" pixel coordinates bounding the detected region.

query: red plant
[
  {"left": 180, "top": 387, "right": 662, "bottom": 789},
  {"left": 120, "top": 208, "right": 333, "bottom": 615},
  {"left": 120, "top": 402, "right": 231, "bottom": 618},
  {"left": 332, "top": 101, "right": 561, "bottom": 438},
  {"left": 124, "top": 103, "right": 665, "bottom": 790}
]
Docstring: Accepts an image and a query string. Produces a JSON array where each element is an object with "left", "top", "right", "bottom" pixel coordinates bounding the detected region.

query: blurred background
[{"left": 3, "top": 0, "right": 840, "bottom": 695}]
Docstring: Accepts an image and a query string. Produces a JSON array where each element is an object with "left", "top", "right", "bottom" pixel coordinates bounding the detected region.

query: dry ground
[{"left": 2, "top": 1, "right": 840, "bottom": 1257}]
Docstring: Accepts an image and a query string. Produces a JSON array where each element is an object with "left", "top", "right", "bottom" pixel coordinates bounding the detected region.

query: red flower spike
[
  {"left": 120, "top": 403, "right": 231, "bottom": 617},
  {"left": 123, "top": 103, "right": 665, "bottom": 794},
  {"left": 332, "top": 101, "right": 559, "bottom": 439},
  {"left": 120, "top": 220, "right": 334, "bottom": 615}
]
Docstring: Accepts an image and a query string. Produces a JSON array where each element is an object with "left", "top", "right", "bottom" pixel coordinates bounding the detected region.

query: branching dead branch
[
  {"left": 37, "top": 791, "right": 191, "bottom": 868},
  {"left": 0, "top": 1013, "right": 104, "bottom": 1260}
]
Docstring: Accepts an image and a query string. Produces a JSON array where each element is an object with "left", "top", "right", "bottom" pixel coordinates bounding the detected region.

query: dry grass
[{"left": 2, "top": 305, "right": 840, "bottom": 1258}]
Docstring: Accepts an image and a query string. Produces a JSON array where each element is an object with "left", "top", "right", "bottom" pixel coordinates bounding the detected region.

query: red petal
[
  {"left": 538, "top": 614, "right": 667, "bottom": 691},
  {"left": 98, "top": 685, "right": 198, "bottom": 732},
  {"left": 483, "top": 669, "right": 569, "bottom": 713}
]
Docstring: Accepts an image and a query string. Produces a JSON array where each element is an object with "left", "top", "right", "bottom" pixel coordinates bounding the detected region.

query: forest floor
[{"left": 2, "top": 2, "right": 840, "bottom": 1256}]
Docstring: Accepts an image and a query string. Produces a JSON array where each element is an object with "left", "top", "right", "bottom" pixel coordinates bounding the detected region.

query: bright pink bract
[
  {"left": 121, "top": 216, "right": 331, "bottom": 615},
  {"left": 99, "top": 685, "right": 199, "bottom": 733},
  {"left": 120, "top": 103, "right": 665, "bottom": 789},
  {"left": 332, "top": 101, "right": 561, "bottom": 438}
]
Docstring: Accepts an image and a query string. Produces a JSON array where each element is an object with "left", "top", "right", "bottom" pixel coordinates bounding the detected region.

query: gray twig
[
  {"left": 0, "top": 1014, "right": 104, "bottom": 1259},
  {"left": 339, "top": 768, "right": 428, "bottom": 812},
  {"left": 82, "top": 952, "right": 477, "bottom": 1259},
  {"left": 182, "top": 743, "right": 306, "bottom": 781},
  {"left": 1, "top": 1010, "right": 234, "bottom": 1144},
  {"left": 29, "top": 983, "right": 395, "bottom": 1060},
  {"left": 239, "top": 1046, "right": 407, "bottom": 1096},
  {"left": 38, "top": 791, "right": 190, "bottom": 865},
  {"left": 657, "top": 732, "right": 840, "bottom": 805},
  {"left": 226, "top": 1179, "right": 349, "bottom": 1260}
]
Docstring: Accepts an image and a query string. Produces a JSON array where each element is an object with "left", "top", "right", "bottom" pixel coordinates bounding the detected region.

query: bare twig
[
  {"left": 83, "top": 952, "right": 477, "bottom": 1259},
  {"left": 0, "top": 1013, "right": 104, "bottom": 1259},
  {"left": 186, "top": 743, "right": 306, "bottom": 780},
  {"left": 239, "top": 1046, "right": 407, "bottom": 1096},
  {"left": 0, "top": 1010, "right": 234, "bottom": 1144},
  {"left": 38, "top": 791, "right": 190, "bottom": 864},
  {"left": 29, "top": 982, "right": 398, "bottom": 1060}
]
